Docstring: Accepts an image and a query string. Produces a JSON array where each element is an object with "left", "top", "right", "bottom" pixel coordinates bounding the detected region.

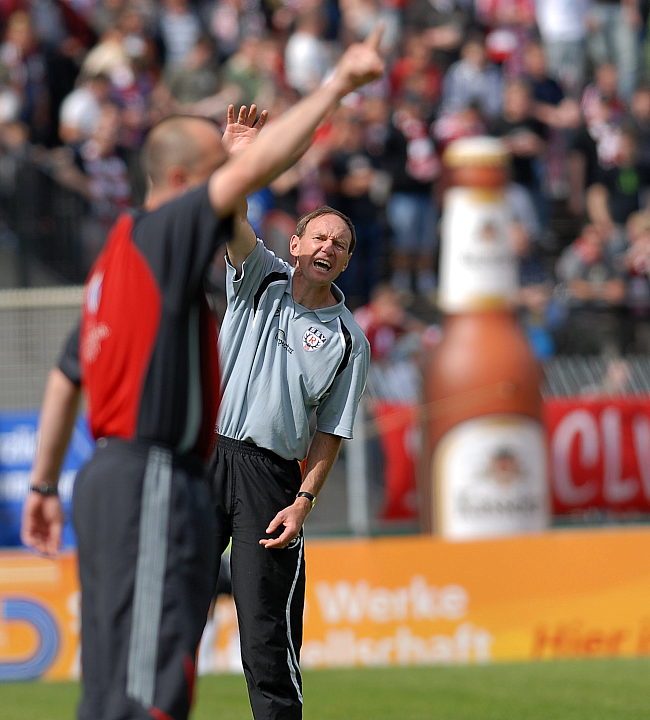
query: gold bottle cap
[{"left": 443, "top": 136, "right": 509, "bottom": 168}]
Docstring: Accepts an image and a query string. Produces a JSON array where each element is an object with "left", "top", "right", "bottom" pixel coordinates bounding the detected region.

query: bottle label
[
  {"left": 438, "top": 187, "right": 517, "bottom": 311},
  {"left": 433, "top": 415, "right": 549, "bottom": 540}
]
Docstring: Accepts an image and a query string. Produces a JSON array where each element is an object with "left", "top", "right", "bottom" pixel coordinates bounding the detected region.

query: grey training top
[{"left": 217, "top": 240, "right": 370, "bottom": 461}]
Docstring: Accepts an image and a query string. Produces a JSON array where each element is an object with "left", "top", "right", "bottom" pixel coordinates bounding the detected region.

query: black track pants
[{"left": 209, "top": 436, "right": 305, "bottom": 720}]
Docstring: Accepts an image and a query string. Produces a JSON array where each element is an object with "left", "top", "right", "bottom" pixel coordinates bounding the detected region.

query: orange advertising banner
[
  {"left": 0, "top": 551, "right": 79, "bottom": 681},
  {"left": 3, "top": 527, "right": 650, "bottom": 680}
]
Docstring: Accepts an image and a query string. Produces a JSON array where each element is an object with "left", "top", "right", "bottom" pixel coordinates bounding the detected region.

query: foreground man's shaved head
[{"left": 142, "top": 116, "right": 227, "bottom": 205}]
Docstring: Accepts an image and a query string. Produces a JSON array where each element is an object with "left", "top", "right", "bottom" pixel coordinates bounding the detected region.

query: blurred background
[
  {"left": 3, "top": 0, "right": 650, "bottom": 685},
  {"left": 3, "top": 0, "right": 650, "bottom": 538}
]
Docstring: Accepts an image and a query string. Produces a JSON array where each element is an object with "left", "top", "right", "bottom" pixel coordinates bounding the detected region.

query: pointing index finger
[{"left": 364, "top": 22, "right": 384, "bottom": 51}]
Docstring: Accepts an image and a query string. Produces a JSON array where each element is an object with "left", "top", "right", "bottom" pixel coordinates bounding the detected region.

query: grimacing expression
[{"left": 290, "top": 214, "right": 352, "bottom": 284}]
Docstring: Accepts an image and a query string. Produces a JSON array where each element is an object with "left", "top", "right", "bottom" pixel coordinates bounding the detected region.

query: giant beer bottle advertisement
[{"left": 425, "top": 137, "right": 549, "bottom": 540}]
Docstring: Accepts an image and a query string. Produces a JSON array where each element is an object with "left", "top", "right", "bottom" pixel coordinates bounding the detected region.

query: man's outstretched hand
[{"left": 222, "top": 104, "right": 269, "bottom": 156}]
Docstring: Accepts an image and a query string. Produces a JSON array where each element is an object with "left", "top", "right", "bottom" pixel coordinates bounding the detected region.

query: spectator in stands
[
  {"left": 588, "top": 0, "right": 642, "bottom": 102},
  {"left": 222, "top": 35, "right": 281, "bottom": 110},
  {"left": 284, "top": 7, "right": 334, "bottom": 97},
  {"left": 628, "top": 83, "right": 650, "bottom": 165},
  {"left": 383, "top": 92, "right": 440, "bottom": 297},
  {"left": 323, "top": 105, "right": 389, "bottom": 309},
  {"left": 402, "top": 0, "right": 472, "bottom": 70},
  {"left": 0, "top": 10, "right": 50, "bottom": 144},
  {"left": 107, "top": 6, "right": 159, "bottom": 149},
  {"left": 155, "top": 0, "right": 206, "bottom": 70},
  {"left": 89, "top": 0, "right": 132, "bottom": 38},
  {"left": 569, "top": 83, "right": 634, "bottom": 229},
  {"left": 580, "top": 60, "right": 627, "bottom": 132},
  {"left": 205, "top": 0, "right": 266, "bottom": 61},
  {"left": 389, "top": 31, "right": 442, "bottom": 111},
  {"left": 58, "top": 71, "right": 112, "bottom": 145},
  {"left": 621, "top": 209, "right": 650, "bottom": 351},
  {"left": 533, "top": 0, "right": 591, "bottom": 97},
  {"left": 0, "top": 64, "right": 21, "bottom": 125},
  {"left": 520, "top": 38, "right": 582, "bottom": 211},
  {"left": 522, "top": 39, "right": 580, "bottom": 130},
  {"left": 439, "top": 30, "right": 504, "bottom": 122},
  {"left": 506, "top": 173, "right": 543, "bottom": 244},
  {"left": 555, "top": 222, "right": 627, "bottom": 354},
  {"left": 474, "top": 0, "right": 537, "bottom": 79},
  {"left": 432, "top": 99, "right": 487, "bottom": 150},
  {"left": 490, "top": 78, "right": 547, "bottom": 225},
  {"left": 56, "top": 101, "right": 132, "bottom": 270},
  {"left": 586, "top": 124, "right": 650, "bottom": 235},
  {"left": 510, "top": 216, "right": 558, "bottom": 358},
  {"left": 162, "top": 33, "right": 221, "bottom": 106},
  {"left": 353, "top": 283, "right": 428, "bottom": 520}
]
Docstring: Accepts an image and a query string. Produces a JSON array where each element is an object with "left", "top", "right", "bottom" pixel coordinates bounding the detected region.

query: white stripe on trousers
[
  {"left": 285, "top": 535, "right": 304, "bottom": 704},
  {"left": 126, "top": 447, "right": 172, "bottom": 707}
]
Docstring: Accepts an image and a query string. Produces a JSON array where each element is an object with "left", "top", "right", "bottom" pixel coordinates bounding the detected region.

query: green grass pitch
[{"left": 3, "top": 658, "right": 649, "bottom": 720}]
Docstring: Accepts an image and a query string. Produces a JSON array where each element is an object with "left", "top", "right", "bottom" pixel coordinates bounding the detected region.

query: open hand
[{"left": 222, "top": 104, "right": 269, "bottom": 156}]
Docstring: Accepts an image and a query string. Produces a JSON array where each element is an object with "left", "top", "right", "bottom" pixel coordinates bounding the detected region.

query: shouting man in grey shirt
[{"left": 210, "top": 105, "right": 371, "bottom": 720}]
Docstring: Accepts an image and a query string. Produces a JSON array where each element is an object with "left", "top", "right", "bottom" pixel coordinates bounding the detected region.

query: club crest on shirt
[{"left": 303, "top": 326, "right": 327, "bottom": 352}]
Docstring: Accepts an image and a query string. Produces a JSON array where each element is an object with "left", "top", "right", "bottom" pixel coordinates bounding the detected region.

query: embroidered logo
[
  {"left": 275, "top": 329, "right": 294, "bottom": 354},
  {"left": 303, "top": 326, "right": 327, "bottom": 352}
]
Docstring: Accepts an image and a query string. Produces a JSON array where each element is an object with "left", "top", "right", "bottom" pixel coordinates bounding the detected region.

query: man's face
[{"left": 289, "top": 214, "right": 352, "bottom": 286}]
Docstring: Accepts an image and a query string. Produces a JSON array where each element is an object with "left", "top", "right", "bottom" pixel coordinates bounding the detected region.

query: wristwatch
[
  {"left": 296, "top": 491, "right": 316, "bottom": 509},
  {"left": 30, "top": 483, "right": 59, "bottom": 496}
]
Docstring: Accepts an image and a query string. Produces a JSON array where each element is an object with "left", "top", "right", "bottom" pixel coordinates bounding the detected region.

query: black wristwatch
[
  {"left": 30, "top": 483, "right": 59, "bottom": 497},
  {"left": 296, "top": 491, "right": 316, "bottom": 509}
]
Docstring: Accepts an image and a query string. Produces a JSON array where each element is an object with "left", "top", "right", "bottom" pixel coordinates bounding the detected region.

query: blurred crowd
[{"left": 4, "top": 0, "right": 650, "bottom": 359}]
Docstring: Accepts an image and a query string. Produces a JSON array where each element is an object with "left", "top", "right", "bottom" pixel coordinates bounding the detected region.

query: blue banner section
[
  {"left": 0, "top": 411, "right": 94, "bottom": 548},
  {"left": 0, "top": 597, "right": 60, "bottom": 681}
]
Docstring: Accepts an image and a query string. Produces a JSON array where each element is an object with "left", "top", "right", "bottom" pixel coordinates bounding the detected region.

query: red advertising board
[{"left": 544, "top": 396, "right": 650, "bottom": 514}]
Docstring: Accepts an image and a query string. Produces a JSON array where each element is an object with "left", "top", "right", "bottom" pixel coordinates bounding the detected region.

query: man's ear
[
  {"left": 341, "top": 253, "right": 352, "bottom": 272},
  {"left": 168, "top": 166, "right": 188, "bottom": 188},
  {"left": 289, "top": 234, "right": 300, "bottom": 258}
]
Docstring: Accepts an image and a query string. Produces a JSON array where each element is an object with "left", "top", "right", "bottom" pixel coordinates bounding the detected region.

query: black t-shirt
[
  {"left": 327, "top": 149, "right": 383, "bottom": 221},
  {"left": 383, "top": 120, "right": 437, "bottom": 195},
  {"left": 527, "top": 75, "right": 564, "bottom": 109},
  {"left": 596, "top": 162, "right": 650, "bottom": 225},
  {"left": 490, "top": 116, "right": 546, "bottom": 188},
  {"left": 569, "top": 126, "right": 601, "bottom": 190}
]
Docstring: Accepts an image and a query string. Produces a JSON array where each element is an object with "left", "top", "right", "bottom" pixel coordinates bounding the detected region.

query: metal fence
[
  {"left": 2, "top": 286, "right": 650, "bottom": 538},
  {"left": 543, "top": 354, "right": 650, "bottom": 397},
  {"left": 0, "top": 286, "right": 82, "bottom": 410}
]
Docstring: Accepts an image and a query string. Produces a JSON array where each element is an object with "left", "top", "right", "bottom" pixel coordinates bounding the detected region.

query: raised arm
[
  {"left": 209, "top": 24, "right": 385, "bottom": 218},
  {"left": 221, "top": 104, "right": 268, "bottom": 272}
]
